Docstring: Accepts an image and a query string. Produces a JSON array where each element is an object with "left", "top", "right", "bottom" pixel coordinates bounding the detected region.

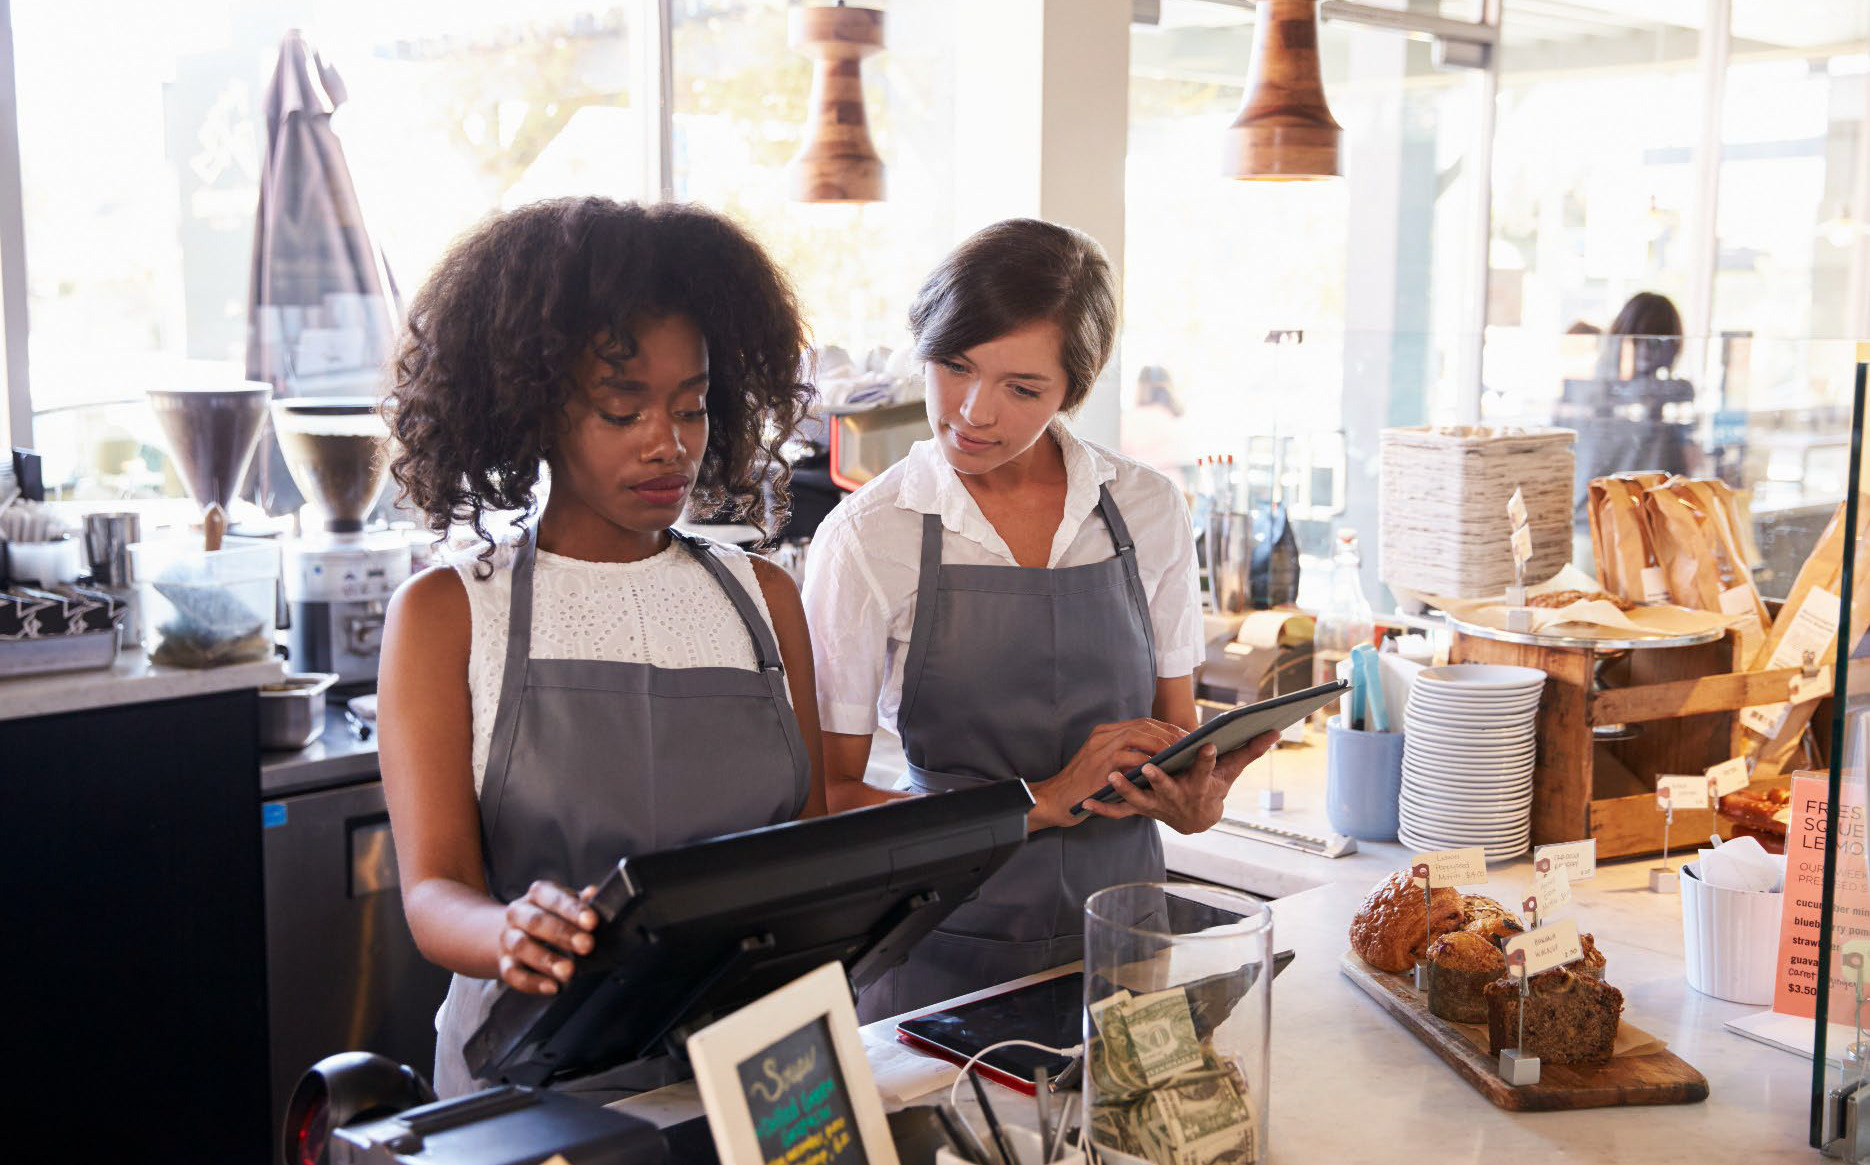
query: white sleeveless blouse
[{"left": 450, "top": 535, "right": 782, "bottom": 795}]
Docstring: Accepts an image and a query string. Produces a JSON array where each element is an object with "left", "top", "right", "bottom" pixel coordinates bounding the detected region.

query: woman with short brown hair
[{"left": 802, "top": 218, "right": 1274, "bottom": 1018}]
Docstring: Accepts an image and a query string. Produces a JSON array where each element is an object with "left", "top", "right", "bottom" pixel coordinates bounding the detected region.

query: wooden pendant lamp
[
  {"left": 1223, "top": 0, "right": 1342, "bottom": 180},
  {"left": 787, "top": 2, "right": 886, "bottom": 203}
]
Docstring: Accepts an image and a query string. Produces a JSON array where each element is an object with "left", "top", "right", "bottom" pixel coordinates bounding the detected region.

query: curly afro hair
[{"left": 385, "top": 196, "right": 813, "bottom": 571}]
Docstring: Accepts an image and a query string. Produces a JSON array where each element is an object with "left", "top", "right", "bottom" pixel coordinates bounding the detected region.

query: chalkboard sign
[
  {"left": 688, "top": 963, "right": 900, "bottom": 1165},
  {"left": 736, "top": 1016, "right": 867, "bottom": 1165}
]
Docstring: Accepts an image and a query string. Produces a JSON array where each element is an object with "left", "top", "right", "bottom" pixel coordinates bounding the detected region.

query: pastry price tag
[
  {"left": 1528, "top": 863, "right": 1571, "bottom": 918},
  {"left": 1507, "top": 487, "right": 1528, "bottom": 530},
  {"left": 1707, "top": 756, "right": 1750, "bottom": 799},
  {"left": 1532, "top": 840, "right": 1596, "bottom": 882},
  {"left": 1656, "top": 775, "right": 1710, "bottom": 811},
  {"left": 1510, "top": 524, "right": 1533, "bottom": 566},
  {"left": 1640, "top": 565, "right": 1672, "bottom": 605},
  {"left": 1410, "top": 847, "right": 1488, "bottom": 888},
  {"left": 1789, "top": 665, "right": 1834, "bottom": 706},
  {"left": 1503, "top": 919, "right": 1583, "bottom": 980}
]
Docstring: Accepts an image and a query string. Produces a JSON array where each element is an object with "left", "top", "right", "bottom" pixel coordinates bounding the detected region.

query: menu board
[
  {"left": 1774, "top": 775, "right": 1870, "bottom": 1022},
  {"left": 736, "top": 1017, "right": 867, "bottom": 1165}
]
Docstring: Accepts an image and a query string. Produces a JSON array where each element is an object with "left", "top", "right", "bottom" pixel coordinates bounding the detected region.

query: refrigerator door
[{"left": 262, "top": 776, "right": 451, "bottom": 1135}]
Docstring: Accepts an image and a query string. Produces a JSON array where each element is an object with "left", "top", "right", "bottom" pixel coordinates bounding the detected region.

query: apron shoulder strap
[
  {"left": 896, "top": 511, "right": 947, "bottom": 733},
  {"left": 670, "top": 531, "right": 785, "bottom": 673},
  {"left": 492, "top": 531, "right": 540, "bottom": 711},
  {"left": 479, "top": 529, "right": 539, "bottom": 855},
  {"left": 1095, "top": 484, "right": 1157, "bottom": 666}
]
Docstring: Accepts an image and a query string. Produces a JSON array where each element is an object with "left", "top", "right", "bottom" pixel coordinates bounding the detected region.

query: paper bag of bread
[
  {"left": 1740, "top": 496, "right": 1870, "bottom": 776},
  {"left": 1679, "top": 477, "right": 1772, "bottom": 638},
  {"left": 1641, "top": 477, "right": 1764, "bottom": 621},
  {"left": 1588, "top": 473, "right": 1669, "bottom": 604}
]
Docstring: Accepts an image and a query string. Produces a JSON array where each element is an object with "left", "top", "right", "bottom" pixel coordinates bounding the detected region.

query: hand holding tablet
[{"left": 1069, "top": 680, "right": 1350, "bottom": 817}]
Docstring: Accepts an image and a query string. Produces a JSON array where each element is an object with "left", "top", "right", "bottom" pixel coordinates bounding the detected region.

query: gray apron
[
  {"left": 858, "top": 484, "right": 1163, "bottom": 1021},
  {"left": 433, "top": 530, "right": 810, "bottom": 1099}
]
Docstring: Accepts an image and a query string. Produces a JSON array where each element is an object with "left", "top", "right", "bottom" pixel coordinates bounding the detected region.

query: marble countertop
[
  {"left": 1154, "top": 736, "right": 1819, "bottom": 1162},
  {"left": 0, "top": 646, "right": 285, "bottom": 722},
  {"left": 623, "top": 735, "right": 1824, "bottom": 1161}
]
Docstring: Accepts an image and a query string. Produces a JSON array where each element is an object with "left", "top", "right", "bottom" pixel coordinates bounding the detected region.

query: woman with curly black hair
[{"left": 375, "top": 196, "right": 827, "bottom": 1100}]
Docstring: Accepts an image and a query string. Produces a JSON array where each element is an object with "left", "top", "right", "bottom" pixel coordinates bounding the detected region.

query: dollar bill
[
  {"left": 1090, "top": 1101, "right": 1142, "bottom": 1157},
  {"left": 1165, "top": 1123, "right": 1255, "bottom": 1165},
  {"left": 1090, "top": 990, "right": 1150, "bottom": 1096},
  {"left": 1142, "top": 1073, "right": 1252, "bottom": 1143},
  {"left": 1125, "top": 987, "right": 1206, "bottom": 1084}
]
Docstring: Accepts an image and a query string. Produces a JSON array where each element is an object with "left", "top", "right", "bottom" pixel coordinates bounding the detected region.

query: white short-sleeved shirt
[{"left": 802, "top": 422, "right": 1201, "bottom": 737}]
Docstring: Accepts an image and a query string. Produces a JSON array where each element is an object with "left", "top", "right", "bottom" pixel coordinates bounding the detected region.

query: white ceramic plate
[
  {"left": 1403, "top": 734, "right": 1537, "bottom": 757},
  {"left": 1414, "top": 663, "right": 1548, "bottom": 690},
  {"left": 1406, "top": 762, "right": 1533, "bottom": 777}
]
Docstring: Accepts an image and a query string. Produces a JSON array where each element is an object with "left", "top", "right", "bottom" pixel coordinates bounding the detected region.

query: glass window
[
  {"left": 12, "top": 0, "right": 648, "bottom": 498},
  {"left": 1481, "top": 3, "right": 1867, "bottom": 593},
  {"left": 670, "top": 0, "right": 959, "bottom": 353},
  {"left": 1125, "top": 0, "right": 1489, "bottom": 605}
]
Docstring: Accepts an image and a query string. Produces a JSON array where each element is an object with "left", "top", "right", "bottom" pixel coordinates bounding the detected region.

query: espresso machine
[{"left": 272, "top": 399, "right": 410, "bottom": 684}]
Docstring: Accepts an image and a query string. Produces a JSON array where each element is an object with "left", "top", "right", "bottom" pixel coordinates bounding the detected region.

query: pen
[
  {"left": 1034, "top": 1066, "right": 1053, "bottom": 1162},
  {"left": 968, "top": 1067, "right": 1017, "bottom": 1165},
  {"left": 934, "top": 1102, "right": 985, "bottom": 1164}
]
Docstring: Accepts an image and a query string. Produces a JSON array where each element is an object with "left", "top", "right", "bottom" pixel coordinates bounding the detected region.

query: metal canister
[{"left": 82, "top": 512, "right": 141, "bottom": 585}]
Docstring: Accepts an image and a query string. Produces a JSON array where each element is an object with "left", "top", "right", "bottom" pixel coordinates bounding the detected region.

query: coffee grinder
[{"left": 272, "top": 399, "right": 410, "bottom": 684}]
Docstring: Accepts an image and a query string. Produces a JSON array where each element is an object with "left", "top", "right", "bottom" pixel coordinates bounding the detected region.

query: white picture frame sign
[{"left": 686, "top": 962, "right": 900, "bottom": 1165}]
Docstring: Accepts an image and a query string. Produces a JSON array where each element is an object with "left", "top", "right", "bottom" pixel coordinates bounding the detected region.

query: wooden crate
[{"left": 1450, "top": 629, "right": 1813, "bottom": 861}]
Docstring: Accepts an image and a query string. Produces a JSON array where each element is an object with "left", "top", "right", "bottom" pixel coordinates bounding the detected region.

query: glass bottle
[{"left": 1311, "top": 527, "right": 1375, "bottom": 727}]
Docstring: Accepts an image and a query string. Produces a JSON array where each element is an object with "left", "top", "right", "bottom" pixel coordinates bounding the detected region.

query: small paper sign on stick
[
  {"left": 1504, "top": 919, "right": 1583, "bottom": 979},
  {"left": 1656, "top": 775, "right": 1710, "bottom": 811},
  {"left": 1507, "top": 487, "right": 1528, "bottom": 530},
  {"left": 1707, "top": 757, "right": 1750, "bottom": 799},
  {"left": 1510, "top": 524, "right": 1533, "bottom": 566},
  {"left": 1411, "top": 847, "right": 1488, "bottom": 888},
  {"left": 1533, "top": 840, "right": 1596, "bottom": 882},
  {"left": 1530, "top": 863, "right": 1571, "bottom": 918}
]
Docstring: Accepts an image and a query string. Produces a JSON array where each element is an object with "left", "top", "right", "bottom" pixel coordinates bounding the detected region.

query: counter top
[
  {"left": 261, "top": 704, "right": 380, "bottom": 795},
  {"left": 1152, "top": 736, "right": 1816, "bottom": 1162},
  {"left": 0, "top": 646, "right": 285, "bottom": 722},
  {"left": 627, "top": 736, "right": 1821, "bottom": 1162}
]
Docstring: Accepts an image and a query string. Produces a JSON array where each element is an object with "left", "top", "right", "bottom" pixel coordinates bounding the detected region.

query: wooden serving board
[{"left": 1339, "top": 952, "right": 1709, "bottom": 1111}]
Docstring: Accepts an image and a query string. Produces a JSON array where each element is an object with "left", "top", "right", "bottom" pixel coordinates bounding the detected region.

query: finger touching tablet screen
[{"left": 1070, "top": 679, "right": 1349, "bottom": 816}]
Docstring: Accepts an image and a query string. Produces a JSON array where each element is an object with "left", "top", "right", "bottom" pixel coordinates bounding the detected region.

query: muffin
[
  {"left": 1484, "top": 968, "right": 1624, "bottom": 1064},
  {"left": 1459, "top": 895, "right": 1526, "bottom": 947},
  {"left": 1424, "top": 931, "right": 1505, "bottom": 1024},
  {"left": 1349, "top": 871, "right": 1465, "bottom": 973}
]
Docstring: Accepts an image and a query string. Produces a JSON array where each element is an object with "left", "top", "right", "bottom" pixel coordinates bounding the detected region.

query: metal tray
[{"left": 0, "top": 629, "right": 120, "bottom": 677}]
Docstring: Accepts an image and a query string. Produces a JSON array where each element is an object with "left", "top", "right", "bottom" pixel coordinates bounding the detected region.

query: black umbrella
[{"left": 244, "top": 28, "right": 400, "bottom": 516}]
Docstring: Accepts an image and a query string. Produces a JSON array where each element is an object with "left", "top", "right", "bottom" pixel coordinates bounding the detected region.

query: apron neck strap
[
  {"left": 669, "top": 530, "right": 786, "bottom": 673},
  {"left": 1095, "top": 483, "right": 1157, "bottom": 667},
  {"left": 501, "top": 527, "right": 541, "bottom": 679},
  {"left": 1094, "top": 483, "right": 1135, "bottom": 556}
]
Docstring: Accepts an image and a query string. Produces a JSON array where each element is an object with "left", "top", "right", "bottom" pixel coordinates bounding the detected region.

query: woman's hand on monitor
[{"left": 496, "top": 880, "right": 600, "bottom": 995}]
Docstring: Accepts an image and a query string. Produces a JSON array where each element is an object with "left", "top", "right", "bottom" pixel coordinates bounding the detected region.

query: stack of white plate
[{"left": 1397, "top": 663, "right": 1546, "bottom": 862}]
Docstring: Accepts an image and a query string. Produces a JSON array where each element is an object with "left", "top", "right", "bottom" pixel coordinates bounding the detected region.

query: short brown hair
[{"left": 907, "top": 218, "right": 1117, "bottom": 412}]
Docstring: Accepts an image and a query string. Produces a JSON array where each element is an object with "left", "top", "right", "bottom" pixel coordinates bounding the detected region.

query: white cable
[{"left": 945, "top": 1038, "right": 1084, "bottom": 1164}]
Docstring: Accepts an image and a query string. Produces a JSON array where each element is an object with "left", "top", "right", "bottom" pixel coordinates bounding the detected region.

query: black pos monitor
[{"left": 465, "top": 780, "right": 1035, "bottom": 1088}]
